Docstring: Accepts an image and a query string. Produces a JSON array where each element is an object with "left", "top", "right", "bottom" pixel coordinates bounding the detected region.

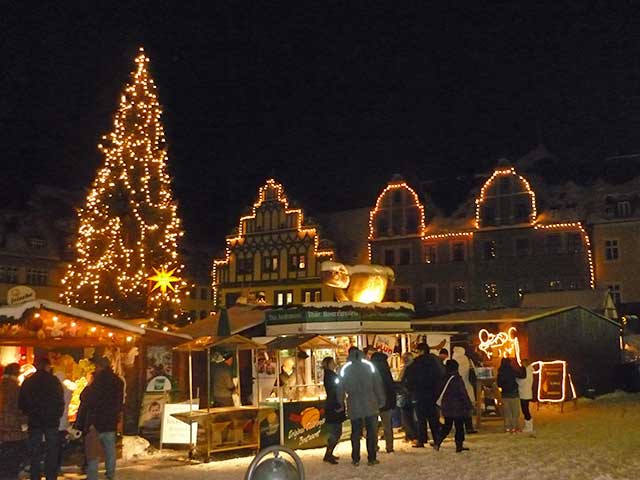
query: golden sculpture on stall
[{"left": 320, "top": 261, "right": 395, "bottom": 304}]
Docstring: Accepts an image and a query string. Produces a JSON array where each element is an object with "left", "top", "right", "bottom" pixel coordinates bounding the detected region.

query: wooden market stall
[
  {"left": 172, "top": 334, "right": 267, "bottom": 460},
  {"left": 256, "top": 334, "right": 338, "bottom": 450}
]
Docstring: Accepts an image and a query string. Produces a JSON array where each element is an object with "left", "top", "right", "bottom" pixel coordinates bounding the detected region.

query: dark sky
[{"left": 3, "top": 1, "right": 640, "bottom": 251}]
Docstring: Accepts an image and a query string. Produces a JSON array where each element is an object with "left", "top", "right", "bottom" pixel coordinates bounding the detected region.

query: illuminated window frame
[
  {"left": 475, "top": 167, "right": 537, "bottom": 229},
  {"left": 212, "top": 179, "right": 334, "bottom": 304}
]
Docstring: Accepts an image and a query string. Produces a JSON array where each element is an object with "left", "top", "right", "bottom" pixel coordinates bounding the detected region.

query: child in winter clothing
[
  {"left": 435, "top": 360, "right": 472, "bottom": 452},
  {"left": 516, "top": 359, "right": 534, "bottom": 433},
  {"left": 497, "top": 357, "right": 523, "bottom": 432}
]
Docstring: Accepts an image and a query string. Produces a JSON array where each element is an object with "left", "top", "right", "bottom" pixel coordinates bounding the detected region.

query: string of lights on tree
[{"left": 61, "top": 47, "right": 185, "bottom": 320}]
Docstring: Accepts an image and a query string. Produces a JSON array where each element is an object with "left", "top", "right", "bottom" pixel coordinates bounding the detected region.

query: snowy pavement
[{"left": 80, "top": 392, "right": 640, "bottom": 480}]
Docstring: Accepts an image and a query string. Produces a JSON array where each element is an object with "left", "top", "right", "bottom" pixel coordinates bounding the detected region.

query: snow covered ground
[{"left": 75, "top": 392, "right": 640, "bottom": 480}]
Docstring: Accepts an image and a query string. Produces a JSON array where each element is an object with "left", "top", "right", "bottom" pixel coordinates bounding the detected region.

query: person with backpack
[{"left": 435, "top": 359, "right": 473, "bottom": 452}]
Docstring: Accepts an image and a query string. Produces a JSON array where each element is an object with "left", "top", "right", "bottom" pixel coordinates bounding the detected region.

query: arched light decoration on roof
[
  {"left": 368, "top": 176, "right": 426, "bottom": 259},
  {"left": 211, "top": 179, "right": 334, "bottom": 304},
  {"left": 475, "top": 167, "right": 537, "bottom": 228}
]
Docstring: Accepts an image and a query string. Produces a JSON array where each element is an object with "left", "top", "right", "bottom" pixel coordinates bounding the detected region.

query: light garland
[
  {"left": 368, "top": 179, "right": 427, "bottom": 260},
  {"left": 211, "top": 179, "right": 334, "bottom": 305},
  {"left": 534, "top": 222, "right": 595, "bottom": 289},
  {"left": 475, "top": 167, "right": 537, "bottom": 229},
  {"left": 61, "top": 47, "right": 184, "bottom": 319},
  {"left": 478, "top": 326, "right": 521, "bottom": 365}
]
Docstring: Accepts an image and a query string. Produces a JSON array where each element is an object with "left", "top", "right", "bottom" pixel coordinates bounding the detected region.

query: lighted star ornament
[{"left": 148, "top": 266, "right": 181, "bottom": 294}]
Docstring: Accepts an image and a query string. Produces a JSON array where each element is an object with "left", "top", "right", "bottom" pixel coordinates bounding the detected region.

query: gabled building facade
[
  {"left": 213, "top": 179, "right": 335, "bottom": 307},
  {"left": 369, "top": 167, "right": 594, "bottom": 314}
]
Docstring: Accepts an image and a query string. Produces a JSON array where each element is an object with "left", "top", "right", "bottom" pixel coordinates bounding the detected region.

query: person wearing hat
[
  {"left": 19, "top": 357, "right": 64, "bottom": 480},
  {"left": 212, "top": 352, "right": 237, "bottom": 407},
  {"left": 75, "top": 355, "right": 124, "bottom": 480}
]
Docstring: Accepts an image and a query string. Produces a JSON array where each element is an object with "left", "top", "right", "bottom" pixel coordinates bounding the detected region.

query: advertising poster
[
  {"left": 538, "top": 362, "right": 565, "bottom": 402},
  {"left": 139, "top": 392, "right": 167, "bottom": 444}
]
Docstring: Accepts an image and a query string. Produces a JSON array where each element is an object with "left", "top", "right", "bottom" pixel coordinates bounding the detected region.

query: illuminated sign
[
  {"left": 531, "top": 360, "right": 576, "bottom": 404},
  {"left": 478, "top": 327, "right": 521, "bottom": 365}
]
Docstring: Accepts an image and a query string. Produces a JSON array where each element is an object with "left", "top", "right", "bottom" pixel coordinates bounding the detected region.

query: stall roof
[
  {"left": 266, "top": 334, "right": 337, "bottom": 351},
  {"left": 178, "top": 305, "right": 266, "bottom": 337},
  {"left": 520, "top": 289, "right": 618, "bottom": 319},
  {"left": 0, "top": 299, "right": 144, "bottom": 334},
  {"left": 412, "top": 306, "right": 620, "bottom": 327},
  {"left": 174, "top": 334, "right": 266, "bottom": 352}
]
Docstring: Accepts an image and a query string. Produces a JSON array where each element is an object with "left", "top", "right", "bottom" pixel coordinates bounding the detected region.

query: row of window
[
  {"left": 275, "top": 289, "right": 322, "bottom": 306},
  {"left": 387, "top": 278, "right": 584, "bottom": 306},
  {"left": 237, "top": 253, "right": 307, "bottom": 275},
  {"left": 0, "top": 266, "right": 48, "bottom": 286},
  {"left": 382, "top": 233, "right": 583, "bottom": 266}
]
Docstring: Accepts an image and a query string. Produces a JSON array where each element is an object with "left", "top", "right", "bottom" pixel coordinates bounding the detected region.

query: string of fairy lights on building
[
  {"left": 368, "top": 167, "right": 595, "bottom": 289},
  {"left": 212, "top": 179, "right": 334, "bottom": 305},
  {"left": 61, "top": 48, "right": 185, "bottom": 319}
]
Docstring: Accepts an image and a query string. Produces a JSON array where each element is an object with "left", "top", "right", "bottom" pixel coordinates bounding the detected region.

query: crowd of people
[
  {"left": 0, "top": 355, "right": 124, "bottom": 480},
  {"left": 320, "top": 342, "right": 535, "bottom": 467}
]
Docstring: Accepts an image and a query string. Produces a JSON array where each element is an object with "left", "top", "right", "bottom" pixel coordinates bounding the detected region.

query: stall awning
[
  {"left": 266, "top": 334, "right": 337, "bottom": 351},
  {"left": 174, "top": 334, "right": 266, "bottom": 352},
  {"left": 0, "top": 299, "right": 144, "bottom": 347},
  {"left": 178, "top": 305, "right": 266, "bottom": 338}
]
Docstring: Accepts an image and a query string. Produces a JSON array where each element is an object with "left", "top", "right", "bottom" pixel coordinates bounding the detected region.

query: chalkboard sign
[{"left": 538, "top": 361, "right": 566, "bottom": 402}]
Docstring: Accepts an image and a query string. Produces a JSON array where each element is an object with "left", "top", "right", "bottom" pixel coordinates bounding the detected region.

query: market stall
[
  {"left": 172, "top": 334, "right": 266, "bottom": 459},
  {"left": 0, "top": 299, "right": 145, "bottom": 463},
  {"left": 255, "top": 334, "right": 337, "bottom": 450}
]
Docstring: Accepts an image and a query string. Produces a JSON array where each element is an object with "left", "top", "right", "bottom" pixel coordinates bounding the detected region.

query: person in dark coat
[
  {"left": 1, "top": 363, "right": 28, "bottom": 479},
  {"left": 398, "top": 352, "right": 416, "bottom": 442},
  {"left": 435, "top": 360, "right": 473, "bottom": 452},
  {"left": 75, "top": 356, "right": 124, "bottom": 480},
  {"left": 497, "top": 357, "right": 523, "bottom": 433},
  {"left": 322, "top": 357, "right": 345, "bottom": 464},
  {"left": 19, "top": 357, "right": 64, "bottom": 480},
  {"left": 403, "top": 343, "right": 443, "bottom": 448},
  {"left": 371, "top": 351, "right": 396, "bottom": 453}
]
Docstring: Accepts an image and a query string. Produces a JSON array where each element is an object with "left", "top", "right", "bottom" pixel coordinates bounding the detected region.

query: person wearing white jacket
[
  {"left": 451, "top": 347, "right": 477, "bottom": 434},
  {"left": 516, "top": 359, "right": 534, "bottom": 433}
]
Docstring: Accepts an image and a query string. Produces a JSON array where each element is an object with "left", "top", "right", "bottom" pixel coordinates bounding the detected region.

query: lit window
[
  {"left": 484, "top": 241, "right": 497, "bottom": 260},
  {"left": 484, "top": 282, "right": 498, "bottom": 299},
  {"left": 425, "top": 245, "right": 437, "bottom": 264},
  {"left": 605, "top": 240, "right": 619, "bottom": 261},
  {"left": 453, "top": 285, "right": 466, "bottom": 304},
  {"left": 303, "top": 289, "right": 321, "bottom": 303},
  {"left": 275, "top": 291, "right": 294, "bottom": 306},
  {"left": 549, "top": 280, "right": 562, "bottom": 290},
  {"left": 608, "top": 284, "right": 622, "bottom": 304},
  {"left": 263, "top": 255, "right": 279, "bottom": 273},
  {"left": 289, "top": 254, "right": 306, "bottom": 271}
]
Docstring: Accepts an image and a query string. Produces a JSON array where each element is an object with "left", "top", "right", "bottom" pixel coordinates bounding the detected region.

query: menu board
[{"left": 538, "top": 362, "right": 565, "bottom": 402}]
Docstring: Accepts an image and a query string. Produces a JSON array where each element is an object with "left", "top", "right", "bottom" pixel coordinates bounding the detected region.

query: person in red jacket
[
  {"left": 435, "top": 359, "right": 473, "bottom": 452},
  {"left": 76, "top": 355, "right": 124, "bottom": 480}
]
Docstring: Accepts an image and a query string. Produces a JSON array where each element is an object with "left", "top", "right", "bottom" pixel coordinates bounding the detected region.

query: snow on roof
[{"left": 0, "top": 299, "right": 144, "bottom": 334}]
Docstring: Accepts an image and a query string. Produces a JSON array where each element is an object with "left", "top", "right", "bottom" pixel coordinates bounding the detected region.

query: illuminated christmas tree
[{"left": 62, "top": 48, "right": 184, "bottom": 320}]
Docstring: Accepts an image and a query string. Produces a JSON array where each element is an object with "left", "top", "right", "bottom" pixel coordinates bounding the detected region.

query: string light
[
  {"left": 478, "top": 327, "right": 521, "bottom": 365},
  {"left": 534, "top": 222, "right": 595, "bottom": 289},
  {"left": 60, "top": 47, "right": 184, "bottom": 319},
  {"left": 368, "top": 178, "right": 427, "bottom": 260},
  {"left": 212, "top": 179, "right": 334, "bottom": 304},
  {"left": 422, "top": 231, "right": 474, "bottom": 240},
  {"left": 475, "top": 167, "right": 537, "bottom": 229}
]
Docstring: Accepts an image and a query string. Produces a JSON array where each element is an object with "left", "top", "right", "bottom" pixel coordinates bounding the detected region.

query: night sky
[{"left": 3, "top": 2, "right": 640, "bottom": 251}]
